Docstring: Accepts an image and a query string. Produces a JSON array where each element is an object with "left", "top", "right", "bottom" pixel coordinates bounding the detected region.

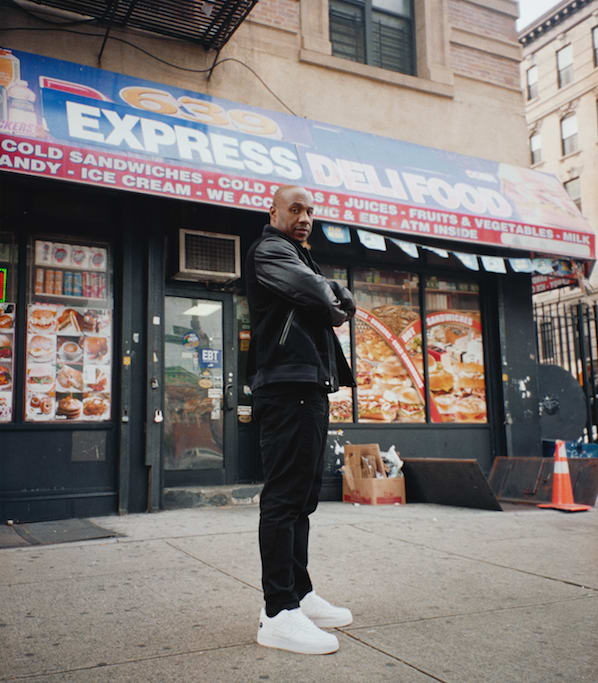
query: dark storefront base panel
[
  {"left": 1, "top": 428, "right": 118, "bottom": 523},
  {"left": 1, "top": 492, "right": 117, "bottom": 524},
  {"left": 320, "top": 424, "right": 493, "bottom": 501}
]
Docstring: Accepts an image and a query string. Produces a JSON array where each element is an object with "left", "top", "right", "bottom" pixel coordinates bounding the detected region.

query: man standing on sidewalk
[{"left": 246, "top": 185, "right": 356, "bottom": 655}]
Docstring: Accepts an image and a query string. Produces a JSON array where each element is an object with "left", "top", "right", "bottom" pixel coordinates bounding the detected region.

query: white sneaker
[
  {"left": 257, "top": 607, "right": 339, "bottom": 654},
  {"left": 300, "top": 591, "right": 353, "bottom": 628}
]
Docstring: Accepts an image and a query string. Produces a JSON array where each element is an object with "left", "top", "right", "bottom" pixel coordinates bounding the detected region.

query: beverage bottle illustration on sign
[
  {"left": 0, "top": 49, "right": 21, "bottom": 120},
  {"left": 6, "top": 79, "right": 39, "bottom": 128}
]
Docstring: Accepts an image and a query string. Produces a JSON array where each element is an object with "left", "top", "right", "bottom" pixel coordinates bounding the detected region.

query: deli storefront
[{"left": 0, "top": 48, "right": 594, "bottom": 522}]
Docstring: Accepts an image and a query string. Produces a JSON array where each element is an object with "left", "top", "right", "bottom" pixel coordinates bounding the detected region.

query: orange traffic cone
[{"left": 538, "top": 440, "right": 591, "bottom": 512}]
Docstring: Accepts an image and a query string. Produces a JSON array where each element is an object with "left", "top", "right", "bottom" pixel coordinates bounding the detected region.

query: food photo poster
[
  {"left": 328, "top": 283, "right": 487, "bottom": 424},
  {"left": 26, "top": 304, "right": 112, "bottom": 421},
  {"left": 25, "top": 238, "right": 112, "bottom": 422}
]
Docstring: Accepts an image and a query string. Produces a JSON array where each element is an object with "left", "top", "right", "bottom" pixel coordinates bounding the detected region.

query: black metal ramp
[
  {"left": 10, "top": 518, "right": 120, "bottom": 546},
  {"left": 403, "top": 458, "right": 502, "bottom": 510},
  {"left": 488, "top": 456, "right": 598, "bottom": 506}
]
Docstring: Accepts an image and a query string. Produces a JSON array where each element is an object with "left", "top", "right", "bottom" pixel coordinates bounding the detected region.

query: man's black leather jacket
[{"left": 246, "top": 225, "right": 355, "bottom": 393}]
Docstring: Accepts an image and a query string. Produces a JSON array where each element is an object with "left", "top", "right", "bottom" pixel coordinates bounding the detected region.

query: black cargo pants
[{"left": 253, "top": 382, "right": 329, "bottom": 618}]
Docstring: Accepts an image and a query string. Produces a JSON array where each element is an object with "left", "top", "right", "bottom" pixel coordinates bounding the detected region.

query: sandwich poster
[
  {"left": 24, "top": 237, "right": 111, "bottom": 422},
  {"left": 350, "top": 305, "right": 486, "bottom": 424},
  {"left": 25, "top": 303, "right": 111, "bottom": 421}
]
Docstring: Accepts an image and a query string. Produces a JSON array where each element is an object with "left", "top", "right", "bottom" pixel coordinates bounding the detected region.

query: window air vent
[{"left": 175, "top": 229, "right": 240, "bottom": 282}]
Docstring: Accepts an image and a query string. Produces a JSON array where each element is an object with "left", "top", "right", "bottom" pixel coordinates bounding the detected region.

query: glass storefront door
[{"left": 163, "top": 293, "right": 235, "bottom": 486}]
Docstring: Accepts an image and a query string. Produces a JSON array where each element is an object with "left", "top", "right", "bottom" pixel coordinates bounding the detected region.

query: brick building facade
[{"left": 520, "top": 0, "right": 598, "bottom": 299}]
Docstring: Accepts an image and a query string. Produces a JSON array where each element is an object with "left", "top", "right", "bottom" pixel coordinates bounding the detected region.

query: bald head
[{"left": 269, "top": 185, "right": 314, "bottom": 242}]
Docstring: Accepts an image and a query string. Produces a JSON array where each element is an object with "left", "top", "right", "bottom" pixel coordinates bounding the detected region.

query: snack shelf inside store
[
  {"left": 354, "top": 274, "right": 419, "bottom": 310},
  {"left": 354, "top": 281, "right": 417, "bottom": 289},
  {"left": 426, "top": 279, "right": 479, "bottom": 311},
  {"left": 426, "top": 293, "right": 479, "bottom": 311},
  {"left": 427, "top": 288, "right": 478, "bottom": 295},
  {"left": 33, "top": 292, "right": 106, "bottom": 303}
]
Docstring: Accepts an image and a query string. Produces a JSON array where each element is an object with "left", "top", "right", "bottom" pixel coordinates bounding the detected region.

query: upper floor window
[
  {"left": 564, "top": 177, "right": 582, "bottom": 212},
  {"left": 526, "top": 66, "right": 538, "bottom": 100},
  {"left": 329, "top": 0, "right": 415, "bottom": 76},
  {"left": 560, "top": 114, "right": 578, "bottom": 155},
  {"left": 529, "top": 131, "right": 541, "bottom": 165},
  {"left": 593, "top": 27, "right": 598, "bottom": 67},
  {"left": 556, "top": 44, "right": 573, "bottom": 88}
]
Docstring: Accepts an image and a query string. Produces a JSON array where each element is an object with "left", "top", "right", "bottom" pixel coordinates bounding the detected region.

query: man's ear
[{"left": 269, "top": 204, "right": 277, "bottom": 225}]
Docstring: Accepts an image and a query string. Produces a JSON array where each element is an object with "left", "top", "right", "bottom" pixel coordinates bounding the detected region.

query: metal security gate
[{"left": 534, "top": 301, "right": 598, "bottom": 442}]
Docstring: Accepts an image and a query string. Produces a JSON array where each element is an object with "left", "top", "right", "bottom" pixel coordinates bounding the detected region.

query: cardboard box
[{"left": 342, "top": 444, "right": 406, "bottom": 505}]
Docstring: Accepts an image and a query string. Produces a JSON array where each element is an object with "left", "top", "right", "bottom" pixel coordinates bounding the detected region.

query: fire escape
[{"left": 27, "top": 1, "right": 259, "bottom": 59}]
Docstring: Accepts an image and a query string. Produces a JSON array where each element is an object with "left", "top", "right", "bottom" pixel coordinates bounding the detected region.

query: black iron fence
[{"left": 534, "top": 301, "right": 598, "bottom": 442}]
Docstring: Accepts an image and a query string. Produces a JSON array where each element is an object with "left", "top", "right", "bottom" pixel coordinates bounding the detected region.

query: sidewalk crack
[
  {"left": 348, "top": 523, "right": 598, "bottom": 592},
  {"left": 1, "top": 641, "right": 254, "bottom": 681},
  {"left": 165, "top": 540, "right": 261, "bottom": 593},
  {"left": 342, "top": 592, "right": 598, "bottom": 632},
  {"left": 340, "top": 630, "right": 447, "bottom": 682}
]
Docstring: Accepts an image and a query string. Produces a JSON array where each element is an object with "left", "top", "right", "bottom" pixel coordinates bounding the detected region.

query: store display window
[
  {"left": 0, "top": 232, "right": 17, "bottom": 422},
  {"left": 425, "top": 276, "right": 487, "bottom": 423},
  {"left": 25, "top": 238, "right": 113, "bottom": 422},
  {"left": 321, "top": 264, "right": 488, "bottom": 426},
  {"left": 354, "top": 268, "right": 424, "bottom": 423},
  {"left": 320, "top": 265, "right": 353, "bottom": 422}
]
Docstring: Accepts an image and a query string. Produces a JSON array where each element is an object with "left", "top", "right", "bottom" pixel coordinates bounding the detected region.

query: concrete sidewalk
[{"left": 1, "top": 502, "right": 597, "bottom": 682}]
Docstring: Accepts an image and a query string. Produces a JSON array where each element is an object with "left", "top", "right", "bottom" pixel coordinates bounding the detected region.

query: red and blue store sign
[{"left": 0, "top": 47, "right": 594, "bottom": 260}]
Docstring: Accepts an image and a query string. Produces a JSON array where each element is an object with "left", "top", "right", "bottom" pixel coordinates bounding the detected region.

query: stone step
[{"left": 163, "top": 484, "right": 263, "bottom": 510}]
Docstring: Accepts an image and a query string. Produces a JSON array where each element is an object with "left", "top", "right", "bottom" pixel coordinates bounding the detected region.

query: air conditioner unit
[{"left": 175, "top": 229, "right": 241, "bottom": 282}]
